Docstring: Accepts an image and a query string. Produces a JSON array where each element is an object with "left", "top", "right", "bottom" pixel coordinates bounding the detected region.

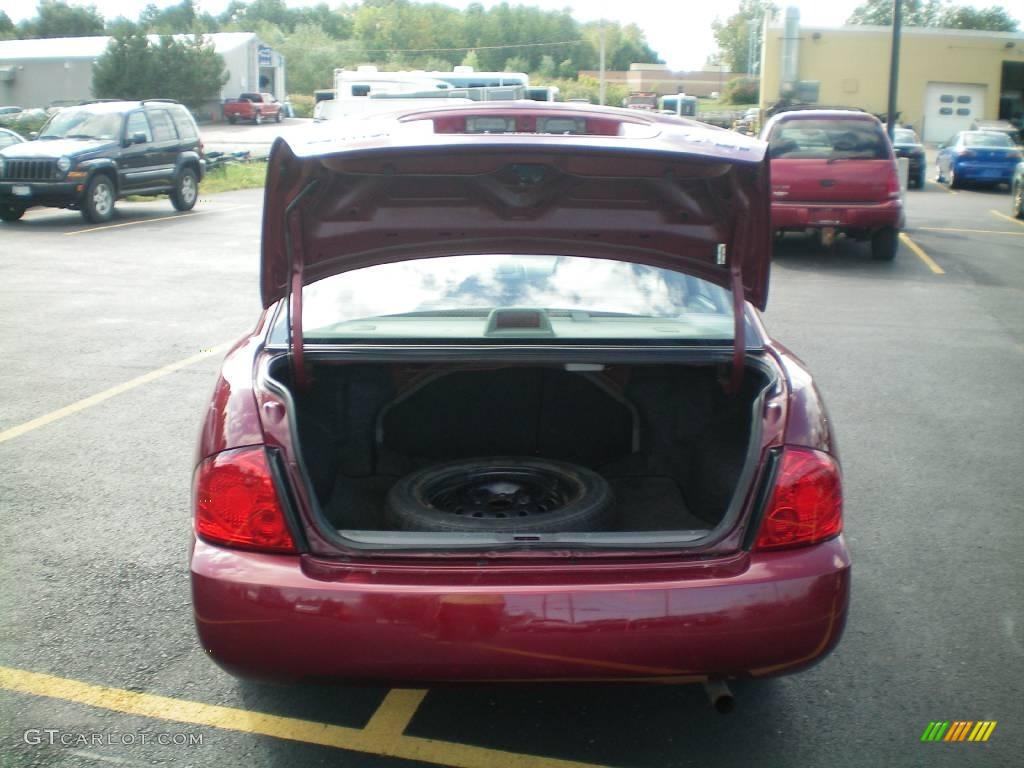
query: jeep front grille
[{"left": 2, "top": 159, "right": 59, "bottom": 181}]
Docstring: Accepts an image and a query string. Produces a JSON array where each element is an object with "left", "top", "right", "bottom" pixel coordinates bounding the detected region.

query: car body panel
[
  {"left": 1012, "top": 161, "right": 1024, "bottom": 218},
  {"left": 0, "top": 128, "right": 24, "bottom": 149},
  {"left": 260, "top": 103, "right": 772, "bottom": 310},
  {"left": 192, "top": 535, "right": 850, "bottom": 683},
  {"left": 891, "top": 129, "right": 925, "bottom": 186}
]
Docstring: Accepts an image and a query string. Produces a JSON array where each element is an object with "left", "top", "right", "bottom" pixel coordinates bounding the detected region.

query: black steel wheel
[
  {"left": 0, "top": 203, "right": 26, "bottom": 222},
  {"left": 871, "top": 227, "right": 898, "bottom": 261},
  {"left": 385, "top": 457, "right": 613, "bottom": 533}
]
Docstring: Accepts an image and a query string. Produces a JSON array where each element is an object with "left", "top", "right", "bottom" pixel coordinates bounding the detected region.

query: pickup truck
[{"left": 223, "top": 93, "right": 282, "bottom": 125}]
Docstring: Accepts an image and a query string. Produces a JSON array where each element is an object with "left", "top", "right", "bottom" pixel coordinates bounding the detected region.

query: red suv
[{"left": 761, "top": 109, "right": 903, "bottom": 260}]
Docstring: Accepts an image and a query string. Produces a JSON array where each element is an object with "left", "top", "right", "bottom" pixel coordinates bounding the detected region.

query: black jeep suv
[{"left": 0, "top": 99, "right": 205, "bottom": 223}]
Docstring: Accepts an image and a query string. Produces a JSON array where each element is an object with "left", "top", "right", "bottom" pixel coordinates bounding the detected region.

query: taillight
[
  {"left": 193, "top": 447, "right": 297, "bottom": 553},
  {"left": 887, "top": 163, "right": 901, "bottom": 199},
  {"left": 1008, "top": 150, "right": 1022, "bottom": 160},
  {"left": 753, "top": 447, "right": 842, "bottom": 551},
  {"left": 958, "top": 150, "right": 977, "bottom": 159}
]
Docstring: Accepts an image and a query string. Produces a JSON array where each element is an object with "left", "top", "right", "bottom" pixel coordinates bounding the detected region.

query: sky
[{"left": 1, "top": 0, "right": 1022, "bottom": 70}]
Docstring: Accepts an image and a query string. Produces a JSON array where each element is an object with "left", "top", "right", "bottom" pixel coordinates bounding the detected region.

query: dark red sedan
[{"left": 191, "top": 103, "right": 849, "bottom": 708}]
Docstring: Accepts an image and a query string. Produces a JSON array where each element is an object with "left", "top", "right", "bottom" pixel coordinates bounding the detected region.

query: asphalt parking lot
[{"left": 1, "top": 176, "right": 1022, "bottom": 767}]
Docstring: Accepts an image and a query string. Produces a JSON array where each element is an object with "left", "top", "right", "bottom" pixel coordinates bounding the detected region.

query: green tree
[
  {"left": 938, "top": 5, "right": 1018, "bottom": 31},
  {"left": 712, "top": 0, "right": 776, "bottom": 73},
  {"left": 277, "top": 23, "right": 347, "bottom": 95},
  {"left": 0, "top": 11, "right": 16, "bottom": 40},
  {"left": 537, "top": 54, "right": 557, "bottom": 78},
  {"left": 18, "top": 0, "right": 105, "bottom": 38},
  {"left": 91, "top": 24, "right": 155, "bottom": 100},
  {"left": 722, "top": 76, "right": 760, "bottom": 104},
  {"left": 847, "top": 0, "right": 944, "bottom": 25},
  {"left": 137, "top": 1, "right": 220, "bottom": 34},
  {"left": 92, "top": 27, "right": 228, "bottom": 111},
  {"left": 503, "top": 55, "right": 530, "bottom": 74},
  {"left": 846, "top": 0, "right": 1017, "bottom": 30}
]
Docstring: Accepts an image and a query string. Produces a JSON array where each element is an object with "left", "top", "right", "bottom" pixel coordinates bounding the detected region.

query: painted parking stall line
[
  {"left": 0, "top": 666, "right": 608, "bottom": 768},
  {"left": 990, "top": 209, "right": 1024, "bottom": 229},
  {"left": 0, "top": 345, "right": 231, "bottom": 444},
  {"left": 898, "top": 233, "right": 945, "bottom": 275},
  {"left": 65, "top": 205, "right": 253, "bottom": 235}
]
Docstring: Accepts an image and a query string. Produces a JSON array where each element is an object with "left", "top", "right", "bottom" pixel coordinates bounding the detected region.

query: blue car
[{"left": 937, "top": 131, "right": 1021, "bottom": 189}]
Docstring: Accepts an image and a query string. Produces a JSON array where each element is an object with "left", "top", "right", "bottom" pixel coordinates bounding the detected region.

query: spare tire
[{"left": 385, "top": 457, "right": 613, "bottom": 533}]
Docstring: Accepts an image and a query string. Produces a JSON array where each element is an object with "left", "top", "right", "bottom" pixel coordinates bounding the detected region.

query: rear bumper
[
  {"left": 954, "top": 162, "right": 1015, "bottom": 183},
  {"left": 771, "top": 199, "right": 903, "bottom": 231},
  {"left": 191, "top": 536, "right": 851, "bottom": 684}
]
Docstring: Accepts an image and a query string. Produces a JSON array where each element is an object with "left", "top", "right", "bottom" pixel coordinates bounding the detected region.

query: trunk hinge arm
[
  {"left": 720, "top": 243, "right": 745, "bottom": 395},
  {"left": 284, "top": 179, "right": 320, "bottom": 392}
]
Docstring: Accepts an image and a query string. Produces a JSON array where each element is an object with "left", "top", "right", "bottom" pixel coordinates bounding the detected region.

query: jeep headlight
[{"left": 57, "top": 156, "right": 71, "bottom": 173}]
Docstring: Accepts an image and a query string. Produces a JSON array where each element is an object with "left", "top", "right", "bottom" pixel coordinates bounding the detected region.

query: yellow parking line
[
  {"left": 898, "top": 233, "right": 945, "bottom": 274},
  {"left": 915, "top": 226, "right": 1024, "bottom": 236},
  {"left": 65, "top": 205, "right": 251, "bottom": 235},
  {"left": 0, "top": 344, "right": 231, "bottom": 445},
  {"left": 361, "top": 689, "right": 428, "bottom": 738},
  {"left": 990, "top": 209, "right": 1024, "bottom": 228},
  {"left": 0, "top": 666, "right": 606, "bottom": 768}
]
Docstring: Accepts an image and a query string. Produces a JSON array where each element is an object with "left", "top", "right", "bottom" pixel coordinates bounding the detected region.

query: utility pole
[
  {"left": 599, "top": 20, "right": 606, "bottom": 106},
  {"left": 886, "top": 0, "right": 902, "bottom": 139}
]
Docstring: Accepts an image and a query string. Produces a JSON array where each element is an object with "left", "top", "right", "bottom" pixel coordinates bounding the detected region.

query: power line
[{"left": 358, "top": 39, "right": 586, "bottom": 55}]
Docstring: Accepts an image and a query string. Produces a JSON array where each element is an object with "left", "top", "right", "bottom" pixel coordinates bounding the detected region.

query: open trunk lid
[{"left": 260, "top": 103, "right": 771, "bottom": 312}]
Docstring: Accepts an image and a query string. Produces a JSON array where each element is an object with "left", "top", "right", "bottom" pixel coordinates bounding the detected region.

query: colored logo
[{"left": 921, "top": 721, "right": 997, "bottom": 742}]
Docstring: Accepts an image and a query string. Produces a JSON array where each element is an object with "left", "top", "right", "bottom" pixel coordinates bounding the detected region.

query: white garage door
[{"left": 922, "top": 82, "right": 987, "bottom": 143}]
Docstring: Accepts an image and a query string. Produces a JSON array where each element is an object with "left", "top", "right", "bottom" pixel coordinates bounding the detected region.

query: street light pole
[
  {"left": 599, "top": 20, "right": 606, "bottom": 106},
  {"left": 886, "top": 0, "right": 902, "bottom": 139}
]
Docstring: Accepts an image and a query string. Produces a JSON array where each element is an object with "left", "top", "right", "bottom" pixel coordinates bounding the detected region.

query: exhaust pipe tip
[{"left": 703, "top": 680, "right": 735, "bottom": 714}]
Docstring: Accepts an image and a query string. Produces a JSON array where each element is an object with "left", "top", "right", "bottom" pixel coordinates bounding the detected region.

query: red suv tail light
[
  {"left": 753, "top": 447, "right": 843, "bottom": 551},
  {"left": 194, "top": 447, "right": 297, "bottom": 553},
  {"left": 886, "top": 163, "right": 901, "bottom": 199}
]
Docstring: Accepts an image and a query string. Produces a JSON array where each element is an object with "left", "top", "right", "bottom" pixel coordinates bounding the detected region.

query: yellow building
[{"left": 760, "top": 9, "right": 1024, "bottom": 143}]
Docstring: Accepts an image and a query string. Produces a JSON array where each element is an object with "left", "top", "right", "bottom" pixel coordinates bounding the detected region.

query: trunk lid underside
[{"left": 260, "top": 113, "right": 771, "bottom": 311}]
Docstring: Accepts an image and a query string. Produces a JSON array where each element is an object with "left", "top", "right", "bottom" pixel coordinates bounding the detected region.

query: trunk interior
[{"left": 267, "top": 358, "right": 773, "bottom": 539}]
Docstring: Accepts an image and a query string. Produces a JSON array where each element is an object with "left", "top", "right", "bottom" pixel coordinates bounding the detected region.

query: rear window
[
  {"left": 963, "top": 132, "right": 1013, "bottom": 148},
  {"left": 273, "top": 255, "right": 737, "bottom": 343},
  {"left": 147, "top": 109, "right": 177, "bottom": 142},
  {"left": 894, "top": 129, "right": 918, "bottom": 144},
  {"left": 168, "top": 105, "right": 197, "bottom": 140},
  {"left": 769, "top": 118, "right": 889, "bottom": 160}
]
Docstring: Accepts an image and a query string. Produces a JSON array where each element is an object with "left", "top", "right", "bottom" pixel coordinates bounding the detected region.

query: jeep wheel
[
  {"left": 170, "top": 168, "right": 198, "bottom": 212},
  {"left": 254, "top": 112, "right": 263, "bottom": 125},
  {"left": 0, "top": 203, "right": 26, "bottom": 222},
  {"left": 82, "top": 175, "right": 115, "bottom": 223},
  {"left": 275, "top": 111, "right": 282, "bottom": 123},
  {"left": 228, "top": 115, "right": 237, "bottom": 125}
]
